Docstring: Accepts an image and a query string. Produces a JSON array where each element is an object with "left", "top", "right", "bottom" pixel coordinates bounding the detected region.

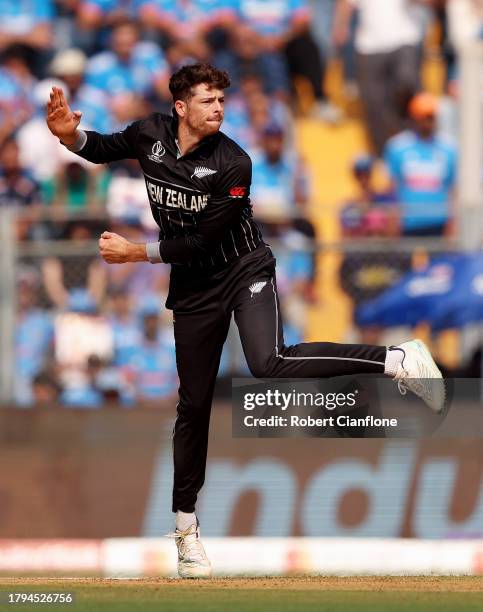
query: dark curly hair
[{"left": 169, "top": 63, "right": 231, "bottom": 103}]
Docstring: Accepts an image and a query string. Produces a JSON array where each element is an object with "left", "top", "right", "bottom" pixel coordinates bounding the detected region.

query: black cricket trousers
[{"left": 169, "top": 245, "right": 386, "bottom": 512}]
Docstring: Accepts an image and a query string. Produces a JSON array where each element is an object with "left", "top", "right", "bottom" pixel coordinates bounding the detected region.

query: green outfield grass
[{"left": 0, "top": 577, "right": 482, "bottom": 612}]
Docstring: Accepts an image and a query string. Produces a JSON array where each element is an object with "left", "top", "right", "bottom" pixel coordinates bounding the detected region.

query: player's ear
[{"left": 175, "top": 99, "right": 186, "bottom": 118}]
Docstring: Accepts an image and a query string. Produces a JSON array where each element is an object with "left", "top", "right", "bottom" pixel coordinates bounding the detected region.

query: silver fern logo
[
  {"left": 191, "top": 166, "right": 217, "bottom": 179},
  {"left": 249, "top": 281, "right": 267, "bottom": 298}
]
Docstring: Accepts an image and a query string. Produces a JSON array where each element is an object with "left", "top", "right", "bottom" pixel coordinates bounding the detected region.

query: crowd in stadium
[{"left": 2, "top": 0, "right": 482, "bottom": 406}]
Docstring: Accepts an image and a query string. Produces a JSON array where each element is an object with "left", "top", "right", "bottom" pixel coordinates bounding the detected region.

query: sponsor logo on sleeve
[{"left": 230, "top": 186, "right": 247, "bottom": 198}]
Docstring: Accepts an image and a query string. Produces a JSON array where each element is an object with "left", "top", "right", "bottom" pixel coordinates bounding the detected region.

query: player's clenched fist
[
  {"left": 46, "top": 86, "right": 82, "bottom": 146},
  {"left": 99, "top": 231, "right": 148, "bottom": 264}
]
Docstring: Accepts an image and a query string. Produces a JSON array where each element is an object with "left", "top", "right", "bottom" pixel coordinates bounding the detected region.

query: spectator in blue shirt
[
  {"left": 15, "top": 269, "right": 54, "bottom": 405},
  {"left": 121, "top": 303, "right": 178, "bottom": 403},
  {"left": 137, "top": 0, "right": 237, "bottom": 67},
  {"left": 50, "top": 48, "right": 114, "bottom": 133},
  {"left": 85, "top": 19, "right": 170, "bottom": 110},
  {"left": 220, "top": 0, "right": 336, "bottom": 117},
  {"left": 0, "top": 137, "right": 43, "bottom": 240},
  {"left": 78, "top": 0, "right": 142, "bottom": 30},
  {"left": 0, "top": 64, "right": 32, "bottom": 138},
  {"left": 107, "top": 287, "right": 142, "bottom": 367},
  {"left": 384, "top": 92, "right": 458, "bottom": 237},
  {"left": 0, "top": 0, "right": 55, "bottom": 77}
]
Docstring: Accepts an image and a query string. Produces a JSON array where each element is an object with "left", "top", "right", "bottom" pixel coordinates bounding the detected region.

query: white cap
[{"left": 50, "top": 48, "right": 87, "bottom": 76}]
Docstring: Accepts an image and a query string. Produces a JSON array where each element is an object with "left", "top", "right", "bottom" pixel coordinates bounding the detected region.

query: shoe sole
[
  {"left": 411, "top": 339, "right": 446, "bottom": 413},
  {"left": 178, "top": 564, "right": 212, "bottom": 579}
]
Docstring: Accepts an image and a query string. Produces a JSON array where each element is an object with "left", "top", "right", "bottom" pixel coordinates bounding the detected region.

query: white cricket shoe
[
  {"left": 167, "top": 520, "right": 212, "bottom": 578},
  {"left": 392, "top": 339, "right": 446, "bottom": 413}
]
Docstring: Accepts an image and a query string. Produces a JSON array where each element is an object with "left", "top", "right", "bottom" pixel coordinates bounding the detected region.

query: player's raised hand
[{"left": 46, "top": 86, "right": 82, "bottom": 145}]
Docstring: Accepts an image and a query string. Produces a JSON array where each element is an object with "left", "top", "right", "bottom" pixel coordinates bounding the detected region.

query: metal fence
[{"left": 1, "top": 207, "right": 481, "bottom": 406}]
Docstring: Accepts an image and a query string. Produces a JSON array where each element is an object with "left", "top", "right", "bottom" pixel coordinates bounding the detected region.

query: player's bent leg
[
  {"left": 234, "top": 275, "right": 386, "bottom": 379},
  {"left": 234, "top": 273, "right": 445, "bottom": 412}
]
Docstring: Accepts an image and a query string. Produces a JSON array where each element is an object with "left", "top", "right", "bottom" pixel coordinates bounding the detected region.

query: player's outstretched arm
[
  {"left": 46, "top": 86, "right": 140, "bottom": 164},
  {"left": 46, "top": 86, "right": 82, "bottom": 146}
]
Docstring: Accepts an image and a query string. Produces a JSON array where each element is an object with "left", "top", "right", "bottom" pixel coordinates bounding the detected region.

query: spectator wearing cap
[
  {"left": 14, "top": 269, "right": 54, "bottom": 405},
  {"left": 251, "top": 123, "right": 312, "bottom": 226},
  {"left": 383, "top": 92, "right": 458, "bottom": 237},
  {"left": 333, "top": 0, "right": 431, "bottom": 154},
  {"left": 0, "top": 0, "right": 55, "bottom": 77},
  {"left": 85, "top": 19, "right": 171, "bottom": 118},
  {"left": 338, "top": 155, "right": 411, "bottom": 345},
  {"left": 138, "top": 0, "right": 238, "bottom": 68},
  {"left": 16, "top": 76, "right": 99, "bottom": 211},
  {"left": 339, "top": 155, "right": 397, "bottom": 238},
  {"left": 251, "top": 121, "right": 317, "bottom": 297},
  {"left": 49, "top": 48, "right": 113, "bottom": 134}
]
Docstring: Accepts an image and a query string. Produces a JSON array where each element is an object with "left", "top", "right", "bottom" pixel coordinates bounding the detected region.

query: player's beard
[{"left": 188, "top": 113, "right": 223, "bottom": 138}]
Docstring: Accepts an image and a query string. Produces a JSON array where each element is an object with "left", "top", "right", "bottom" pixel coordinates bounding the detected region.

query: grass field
[{"left": 0, "top": 577, "right": 482, "bottom": 612}]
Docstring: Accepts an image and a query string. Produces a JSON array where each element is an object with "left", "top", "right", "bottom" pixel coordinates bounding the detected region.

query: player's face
[{"left": 183, "top": 84, "right": 225, "bottom": 137}]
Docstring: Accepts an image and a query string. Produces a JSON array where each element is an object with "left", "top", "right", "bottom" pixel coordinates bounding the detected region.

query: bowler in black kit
[{"left": 46, "top": 63, "right": 444, "bottom": 578}]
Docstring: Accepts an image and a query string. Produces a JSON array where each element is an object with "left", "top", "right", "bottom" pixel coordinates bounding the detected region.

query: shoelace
[
  {"left": 397, "top": 370, "right": 408, "bottom": 396},
  {"left": 165, "top": 528, "right": 207, "bottom": 562}
]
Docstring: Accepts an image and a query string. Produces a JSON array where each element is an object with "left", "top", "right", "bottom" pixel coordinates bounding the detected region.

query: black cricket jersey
[{"left": 75, "top": 112, "right": 263, "bottom": 270}]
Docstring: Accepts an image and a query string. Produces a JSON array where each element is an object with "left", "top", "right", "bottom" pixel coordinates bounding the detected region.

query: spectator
[
  {"left": 0, "top": 60, "right": 32, "bottom": 142},
  {"left": 49, "top": 48, "right": 113, "bottom": 133},
  {"left": 107, "top": 287, "right": 142, "bottom": 367},
  {"left": 84, "top": 18, "right": 170, "bottom": 117},
  {"left": 54, "top": 290, "right": 115, "bottom": 406},
  {"left": 383, "top": 92, "right": 458, "bottom": 237},
  {"left": 16, "top": 77, "right": 99, "bottom": 207},
  {"left": 250, "top": 123, "right": 316, "bottom": 281},
  {"left": 60, "top": 354, "right": 120, "bottom": 408},
  {"left": 78, "top": 0, "right": 141, "bottom": 31},
  {"left": 0, "top": 136, "right": 44, "bottom": 240},
  {"left": 41, "top": 221, "right": 107, "bottom": 309},
  {"left": 0, "top": 0, "right": 55, "bottom": 77},
  {"left": 339, "top": 155, "right": 412, "bottom": 344},
  {"left": 251, "top": 123, "right": 309, "bottom": 218},
  {"left": 14, "top": 268, "right": 54, "bottom": 405},
  {"left": 138, "top": 0, "right": 237, "bottom": 67},
  {"left": 333, "top": 0, "right": 431, "bottom": 154},
  {"left": 32, "top": 370, "right": 63, "bottom": 405},
  {"left": 447, "top": 0, "right": 483, "bottom": 54},
  {"left": 339, "top": 155, "right": 398, "bottom": 237},
  {"left": 229, "top": 0, "right": 329, "bottom": 112},
  {"left": 1, "top": 45, "right": 37, "bottom": 113},
  {"left": 121, "top": 301, "right": 178, "bottom": 403}
]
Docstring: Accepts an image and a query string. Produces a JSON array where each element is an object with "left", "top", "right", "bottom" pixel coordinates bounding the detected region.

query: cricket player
[{"left": 46, "top": 63, "right": 445, "bottom": 578}]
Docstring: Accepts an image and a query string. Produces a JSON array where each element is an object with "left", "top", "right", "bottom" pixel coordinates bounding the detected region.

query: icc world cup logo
[{"left": 148, "top": 140, "right": 166, "bottom": 163}]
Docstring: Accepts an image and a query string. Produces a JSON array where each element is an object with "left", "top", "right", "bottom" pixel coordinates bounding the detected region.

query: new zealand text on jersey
[{"left": 146, "top": 180, "right": 209, "bottom": 212}]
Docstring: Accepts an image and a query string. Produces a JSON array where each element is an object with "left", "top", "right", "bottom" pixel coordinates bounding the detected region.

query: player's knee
[{"left": 246, "top": 353, "right": 276, "bottom": 378}]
